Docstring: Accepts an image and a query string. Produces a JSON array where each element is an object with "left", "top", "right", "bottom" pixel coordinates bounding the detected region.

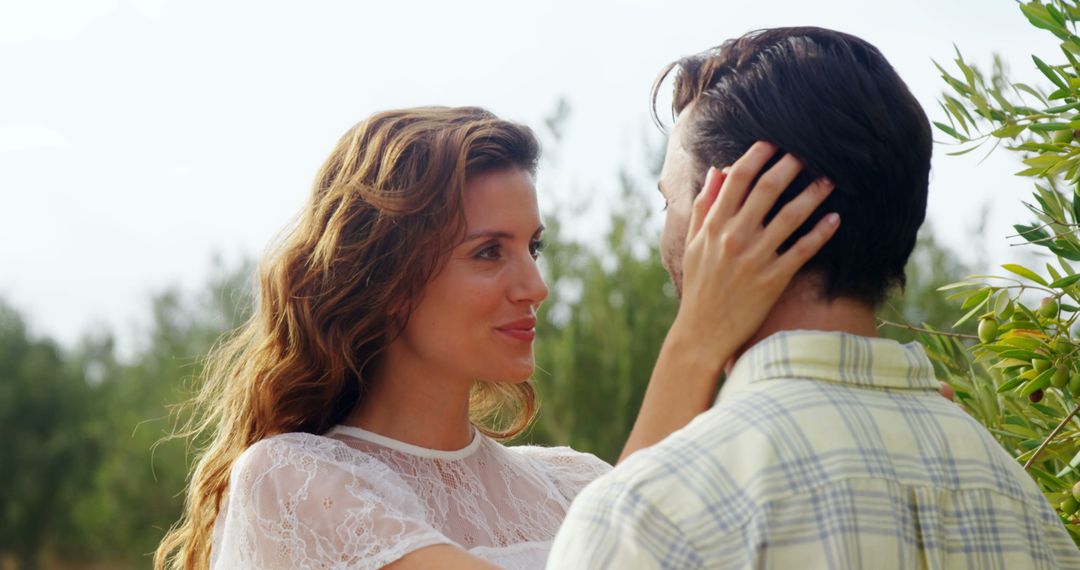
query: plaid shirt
[{"left": 548, "top": 330, "right": 1080, "bottom": 569}]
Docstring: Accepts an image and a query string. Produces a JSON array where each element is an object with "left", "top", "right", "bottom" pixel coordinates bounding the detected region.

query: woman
[{"left": 154, "top": 106, "right": 837, "bottom": 569}]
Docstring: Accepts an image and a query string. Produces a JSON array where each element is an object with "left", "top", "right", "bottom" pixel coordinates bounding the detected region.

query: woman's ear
[{"left": 385, "top": 298, "right": 411, "bottom": 331}]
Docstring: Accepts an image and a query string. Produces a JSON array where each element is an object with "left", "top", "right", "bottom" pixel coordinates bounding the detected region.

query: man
[{"left": 548, "top": 27, "right": 1080, "bottom": 569}]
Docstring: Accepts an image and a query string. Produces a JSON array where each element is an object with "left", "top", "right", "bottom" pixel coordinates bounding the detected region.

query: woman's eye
[
  {"left": 475, "top": 244, "right": 501, "bottom": 260},
  {"left": 530, "top": 239, "right": 546, "bottom": 259}
]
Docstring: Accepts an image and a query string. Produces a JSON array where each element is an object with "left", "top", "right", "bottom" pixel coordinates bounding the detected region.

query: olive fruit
[
  {"left": 1030, "top": 389, "right": 1045, "bottom": 403},
  {"left": 1071, "top": 372, "right": 1080, "bottom": 395},
  {"left": 1041, "top": 297, "right": 1060, "bottom": 319},
  {"left": 1072, "top": 481, "right": 1080, "bottom": 503},
  {"left": 978, "top": 317, "right": 998, "bottom": 344},
  {"left": 1053, "top": 365, "right": 1071, "bottom": 389},
  {"left": 1063, "top": 496, "right": 1080, "bottom": 514},
  {"left": 1054, "top": 337, "right": 1073, "bottom": 355},
  {"left": 1033, "top": 358, "right": 1052, "bottom": 373}
]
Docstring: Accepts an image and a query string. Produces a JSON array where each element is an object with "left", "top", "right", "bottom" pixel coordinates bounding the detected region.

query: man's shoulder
[
  {"left": 604, "top": 377, "right": 1049, "bottom": 523},
  {"left": 589, "top": 396, "right": 791, "bottom": 532}
]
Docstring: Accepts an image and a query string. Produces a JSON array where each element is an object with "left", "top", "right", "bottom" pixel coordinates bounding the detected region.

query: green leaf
[
  {"left": 1056, "top": 447, "right": 1080, "bottom": 478},
  {"left": 1072, "top": 189, "right": 1080, "bottom": 223},
  {"left": 994, "top": 290, "right": 1012, "bottom": 316},
  {"left": 1019, "top": 367, "right": 1054, "bottom": 397},
  {"left": 1017, "top": 302, "right": 1042, "bottom": 323},
  {"left": 943, "top": 96, "right": 971, "bottom": 134},
  {"left": 1050, "top": 274, "right": 1080, "bottom": 288},
  {"left": 1000, "top": 320, "right": 1041, "bottom": 332},
  {"left": 1016, "top": 167, "right": 1048, "bottom": 177},
  {"left": 1063, "top": 42, "right": 1080, "bottom": 73},
  {"left": 938, "top": 281, "right": 983, "bottom": 291},
  {"left": 1029, "top": 122, "right": 1073, "bottom": 132},
  {"left": 1031, "top": 403, "right": 1060, "bottom": 417},
  {"left": 1022, "top": 2, "right": 1072, "bottom": 39},
  {"left": 997, "top": 348, "right": 1043, "bottom": 360},
  {"left": 945, "top": 94, "right": 979, "bottom": 128},
  {"left": 934, "top": 121, "right": 966, "bottom": 141},
  {"left": 992, "top": 357, "right": 1036, "bottom": 369},
  {"left": 1048, "top": 242, "right": 1080, "bottom": 261},
  {"left": 947, "top": 287, "right": 992, "bottom": 303},
  {"left": 1015, "top": 223, "right": 1051, "bottom": 243},
  {"left": 946, "top": 145, "right": 983, "bottom": 157},
  {"left": 1045, "top": 101, "right": 1080, "bottom": 113},
  {"left": 1002, "top": 335, "right": 1046, "bottom": 351},
  {"left": 1024, "top": 153, "right": 1063, "bottom": 167},
  {"left": 1067, "top": 43, "right": 1080, "bottom": 62},
  {"left": 1002, "top": 263, "right": 1049, "bottom": 286},
  {"left": 1047, "top": 3, "right": 1068, "bottom": 26},
  {"left": 1029, "top": 466, "right": 1069, "bottom": 490},
  {"left": 954, "top": 295, "right": 990, "bottom": 328},
  {"left": 962, "top": 288, "right": 992, "bottom": 310},
  {"left": 990, "top": 89, "right": 1016, "bottom": 113},
  {"left": 1015, "top": 82, "right": 1049, "bottom": 104},
  {"left": 1048, "top": 262, "right": 1064, "bottom": 282},
  {"left": 993, "top": 123, "right": 1027, "bottom": 139},
  {"left": 997, "top": 375, "right": 1026, "bottom": 393},
  {"left": 934, "top": 60, "right": 971, "bottom": 96},
  {"left": 1034, "top": 55, "right": 1070, "bottom": 90}
]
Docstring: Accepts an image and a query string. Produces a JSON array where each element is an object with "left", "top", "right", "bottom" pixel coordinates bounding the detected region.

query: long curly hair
[{"left": 155, "top": 106, "right": 542, "bottom": 570}]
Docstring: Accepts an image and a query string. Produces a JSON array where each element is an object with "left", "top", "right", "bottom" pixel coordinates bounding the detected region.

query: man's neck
[{"left": 726, "top": 280, "right": 878, "bottom": 373}]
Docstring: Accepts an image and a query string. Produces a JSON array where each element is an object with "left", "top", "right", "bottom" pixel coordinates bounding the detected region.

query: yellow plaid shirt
[{"left": 548, "top": 330, "right": 1080, "bottom": 569}]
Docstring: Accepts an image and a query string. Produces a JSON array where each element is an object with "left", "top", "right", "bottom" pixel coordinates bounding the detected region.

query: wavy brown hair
[{"left": 155, "top": 106, "right": 541, "bottom": 570}]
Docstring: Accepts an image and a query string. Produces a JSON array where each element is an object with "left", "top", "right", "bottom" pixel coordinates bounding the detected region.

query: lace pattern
[{"left": 210, "top": 429, "right": 611, "bottom": 569}]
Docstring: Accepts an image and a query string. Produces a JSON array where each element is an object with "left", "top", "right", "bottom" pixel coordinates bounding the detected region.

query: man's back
[{"left": 548, "top": 331, "right": 1080, "bottom": 569}]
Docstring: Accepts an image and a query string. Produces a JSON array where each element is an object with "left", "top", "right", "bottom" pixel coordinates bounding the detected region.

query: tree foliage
[{"left": 929, "top": 0, "right": 1080, "bottom": 546}]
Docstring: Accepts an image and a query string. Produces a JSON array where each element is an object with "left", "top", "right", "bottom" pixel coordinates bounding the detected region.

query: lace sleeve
[
  {"left": 512, "top": 445, "right": 613, "bottom": 503},
  {"left": 211, "top": 433, "right": 453, "bottom": 570}
]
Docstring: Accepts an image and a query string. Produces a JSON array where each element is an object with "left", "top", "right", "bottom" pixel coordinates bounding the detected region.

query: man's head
[{"left": 656, "top": 27, "right": 931, "bottom": 306}]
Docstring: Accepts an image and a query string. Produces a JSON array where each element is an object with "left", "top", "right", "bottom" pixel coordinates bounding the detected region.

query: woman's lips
[
  {"left": 497, "top": 318, "right": 537, "bottom": 342},
  {"left": 497, "top": 328, "right": 536, "bottom": 342}
]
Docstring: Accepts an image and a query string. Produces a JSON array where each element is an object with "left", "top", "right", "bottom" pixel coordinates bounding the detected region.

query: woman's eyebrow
[
  {"left": 464, "top": 225, "right": 545, "bottom": 242},
  {"left": 463, "top": 230, "right": 514, "bottom": 242}
]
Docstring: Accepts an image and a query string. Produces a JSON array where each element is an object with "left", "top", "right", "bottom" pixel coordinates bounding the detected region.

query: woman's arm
[{"left": 619, "top": 142, "right": 838, "bottom": 463}]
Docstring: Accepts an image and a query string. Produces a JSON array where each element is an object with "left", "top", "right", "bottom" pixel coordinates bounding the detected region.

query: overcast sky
[{"left": 0, "top": 0, "right": 1060, "bottom": 351}]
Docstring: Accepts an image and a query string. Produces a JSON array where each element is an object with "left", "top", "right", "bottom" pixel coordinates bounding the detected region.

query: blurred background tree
[{"left": 0, "top": 302, "right": 96, "bottom": 570}]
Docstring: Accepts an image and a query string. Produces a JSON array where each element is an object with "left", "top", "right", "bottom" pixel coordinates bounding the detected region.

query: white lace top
[{"left": 210, "top": 425, "right": 612, "bottom": 569}]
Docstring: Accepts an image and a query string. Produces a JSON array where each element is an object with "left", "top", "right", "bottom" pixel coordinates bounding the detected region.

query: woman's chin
[{"left": 481, "top": 361, "right": 535, "bottom": 383}]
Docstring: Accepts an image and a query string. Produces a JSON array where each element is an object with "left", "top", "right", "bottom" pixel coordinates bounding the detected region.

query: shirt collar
[{"left": 719, "top": 330, "right": 938, "bottom": 401}]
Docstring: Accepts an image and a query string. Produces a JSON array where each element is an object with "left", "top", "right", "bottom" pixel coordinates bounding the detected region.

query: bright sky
[{"left": 0, "top": 0, "right": 1060, "bottom": 351}]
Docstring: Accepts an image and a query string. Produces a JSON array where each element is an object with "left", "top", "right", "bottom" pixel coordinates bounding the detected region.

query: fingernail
[
  {"left": 722, "top": 166, "right": 732, "bottom": 174},
  {"left": 825, "top": 213, "right": 840, "bottom": 226},
  {"left": 705, "top": 167, "right": 717, "bottom": 185}
]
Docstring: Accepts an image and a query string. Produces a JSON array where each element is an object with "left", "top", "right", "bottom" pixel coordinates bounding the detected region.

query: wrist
[{"left": 662, "top": 314, "right": 734, "bottom": 383}]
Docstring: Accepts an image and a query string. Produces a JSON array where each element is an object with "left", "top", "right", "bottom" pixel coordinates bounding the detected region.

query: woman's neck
[{"left": 344, "top": 348, "right": 475, "bottom": 451}]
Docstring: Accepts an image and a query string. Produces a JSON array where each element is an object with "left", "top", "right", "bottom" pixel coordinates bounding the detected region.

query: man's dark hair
[{"left": 654, "top": 27, "right": 931, "bottom": 306}]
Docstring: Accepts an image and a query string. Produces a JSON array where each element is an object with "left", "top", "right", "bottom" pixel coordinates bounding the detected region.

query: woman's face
[{"left": 392, "top": 167, "right": 548, "bottom": 384}]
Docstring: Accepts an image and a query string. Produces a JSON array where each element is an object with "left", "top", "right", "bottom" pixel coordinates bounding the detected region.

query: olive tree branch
[
  {"left": 877, "top": 320, "right": 980, "bottom": 341},
  {"left": 1024, "top": 401, "right": 1080, "bottom": 470}
]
